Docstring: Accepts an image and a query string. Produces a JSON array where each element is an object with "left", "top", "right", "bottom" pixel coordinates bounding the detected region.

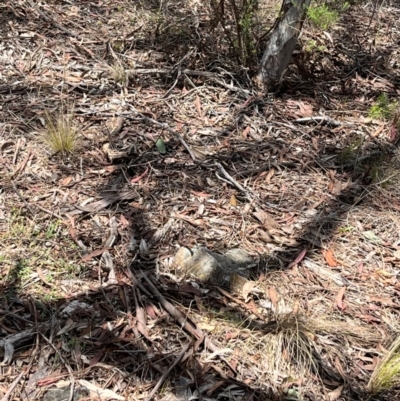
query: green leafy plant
[
  {"left": 368, "top": 94, "right": 398, "bottom": 120},
  {"left": 304, "top": 39, "right": 326, "bottom": 53},
  {"left": 307, "top": 4, "right": 339, "bottom": 30},
  {"left": 42, "top": 110, "right": 76, "bottom": 155}
]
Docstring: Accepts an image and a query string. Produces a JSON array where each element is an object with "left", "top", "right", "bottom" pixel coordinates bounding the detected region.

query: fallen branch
[
  {"left": 293, "top": 116, "right": 345, "bottom": 127},
  {"left": 127, "top": 69, "right": 250, "bottom": 96}
]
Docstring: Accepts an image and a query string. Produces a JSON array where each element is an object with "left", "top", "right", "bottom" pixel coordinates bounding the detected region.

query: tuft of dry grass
[
  {"left": 42, "top": 110, "right": 76, "bottom": 155},
  {"left": 368, "top": 336, "right": 400, "bottom": 394},
  {"left": 109, "top": 63, "right": 128, "bottom": 86},
  {"left": 205, "top": 307, "right": 377, "bottom": 391}
]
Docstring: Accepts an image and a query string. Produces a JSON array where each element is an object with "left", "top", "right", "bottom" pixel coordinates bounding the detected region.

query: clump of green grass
[
  {"left": 307, "top": 4, "right": 339, "bottom": 30},
  {"left": 42, "top": 110, "right": 76, "bottom": 155},
  {"left": 369, "top": 94, "right": 398, "bottom": 121},
  {"left": 368, "top": 336, "right": 400, "bottom": 393},
  {"left": 338, "top": 137, "right": 364, "bottom": 165}
]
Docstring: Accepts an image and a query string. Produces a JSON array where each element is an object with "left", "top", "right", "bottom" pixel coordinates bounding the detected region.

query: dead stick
[
  {"left": 11, "top": 181, "right": 35, "bottom": 217},
  {"left": 216, "top": 162, "right": 253, "bottom": 202},
  {"left": 144, "top": 343, "right": 190, "bottom": 401},
  {"left": 0, "top": 370, "right": 25, "bottom": 401},
  {"left": 124, "top": 257, "right": 152, "bottom": 297},
  {"left": 142, "top": 274, "right": 237, "bottom": 373}
]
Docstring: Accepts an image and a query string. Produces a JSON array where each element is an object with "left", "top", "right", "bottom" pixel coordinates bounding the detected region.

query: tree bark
[{"left": 255, "top": 0, "right": 312, "bottom": 88}]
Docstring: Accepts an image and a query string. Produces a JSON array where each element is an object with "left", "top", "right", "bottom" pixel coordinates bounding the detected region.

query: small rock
[
  {"left": 172, "top": 246, "right": 257, "bottom": 290},
  {"left": 43, "top": 387, "right": 89, "bottom": 401}
]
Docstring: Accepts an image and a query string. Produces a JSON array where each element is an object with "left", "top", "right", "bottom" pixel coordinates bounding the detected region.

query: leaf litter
[{"left": 0, "top": 0, "right": 400, "bottom": 400}]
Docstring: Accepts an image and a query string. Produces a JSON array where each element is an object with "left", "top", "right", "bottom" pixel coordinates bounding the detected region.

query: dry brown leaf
[
  {"left": 288, "top": 248, "right": 307, "bottom": 268},
  {"left": 242, "top": 281, "right": 256, "bottom": 302},
  {"left": 191, "top": 190, "right": 211, "bottom": 198},
  {"left": 253, "top": 210, "right": 279, "bottom": 230},
  {"left": 323, "top": 249, "right": 338, "bottom": 267},
  {"left": 136, "top": 306, "right": 148, "bottom": 338},
  {"left": 388, "top": 123, "right": 398, "bottom": 142},
  {"left": 119, "top": 214, "right": 130, "bottom": 229},
  {"left": 145, "top": 303, "right": 158, "bottom": 319},
  {"left": 130, "top": 168, "right": 148, "bottom": 183},
  {"left": 60, "top": 176, "right": 73, "bottom": 186},
  {"left": 265, "top": 168, "right": 275, "bottom": 183},
  {"left": 195, "top": 95, "right": 202, "bottom": 117},
  {"left": 230, "top": 194, "right": 237, "bottom": 207},
  {"left": 257, "top": 229, "right": 273, "bottom": 243},
  {"left": 327, "top": 385, "right": 343, "bottom": 401},
  {"left": 37, "top": 266, "right": 57, "bottom": 289},
  {"left": 336, "top": 287, "right": 346, "bottom": 310},
  {"left": 269, "top": 287, "right": 278, "bottom": 308},
  {"left": 372, "top": 123, "right": 385, "bottom": 137},
  {"left": 81, "top": 247, "right": 111, "bottom": 262},
  {"left": 242, "top": 125, "right": 251, "bottom": 138},
  {"left": 297, "top": 101, "right": 313, "bottom": 117}
]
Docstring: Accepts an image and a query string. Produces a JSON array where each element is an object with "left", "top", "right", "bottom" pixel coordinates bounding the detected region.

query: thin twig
[
  {"left": 11, "top": 181, "right": 35, "bottom": 217},
  {"left": 141, "top": 273, "right": 237, "bottom": 374},
  {"left": 0, "top": 370, "right": 25, "bottom": 401},
  {"left": 144, "top": 343, "right": 190, "bottom": 401},
  {"left": 215, "top": 162, "right": 253, "bottom": 202},
  {"left": 38, "top": 332, "right": 76, "bottom": 401},
  {"left": 30, "top": 1, "right": 84, "bottom": 41},
  {"left": 293, "top": 116, "right": 355, "bottom": 127}
]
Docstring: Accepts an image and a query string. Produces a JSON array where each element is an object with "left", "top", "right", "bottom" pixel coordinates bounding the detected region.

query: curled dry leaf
[
  {"left": 336, "top": 287, "right": 346, "bottom": 310},
  {"left": 327, "top": 385, "right": 343, "bottom": 401},
  {"left": 253, "top": 210, "right": 279, "bottom": 230},
  {"left": 323, "top": 249, "right": 338, "bottom": 267},
  {"left": 288, "top": 248, "right": 307, "bottom": 268}
]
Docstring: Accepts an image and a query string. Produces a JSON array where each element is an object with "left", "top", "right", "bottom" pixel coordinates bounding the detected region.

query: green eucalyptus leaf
[{"left": 156, "top": 138, "right": 166, "bottom": 154}]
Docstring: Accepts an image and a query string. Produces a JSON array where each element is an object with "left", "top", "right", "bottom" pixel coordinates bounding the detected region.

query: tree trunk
[{"left": 255, "top": 0, "right": 312, "bottom": 88}]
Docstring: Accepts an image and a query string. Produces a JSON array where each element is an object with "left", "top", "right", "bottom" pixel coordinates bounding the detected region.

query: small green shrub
[
  {"left": 338, "top": 137, "right": 363, "bottom": 165},
  {"left": 307, "top": 4, "right": 339, "bottom": 30},
  {"left": 304, "top": 39, "right": 326, "bottom": 53},
  {"left": 368, "top": 94, "right": 398, "bottom": 121},
  {"left": 110, "top": 63, "right": 128, "bottom": 86}
]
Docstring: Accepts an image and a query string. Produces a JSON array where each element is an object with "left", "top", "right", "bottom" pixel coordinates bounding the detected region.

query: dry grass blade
[
  {"left": 42, "top": 110, "right": 76, "bottom": 155},
  {"left": 261, "top": 313, "right": 318, "bottom": 380}
]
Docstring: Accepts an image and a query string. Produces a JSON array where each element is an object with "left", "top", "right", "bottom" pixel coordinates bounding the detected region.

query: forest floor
[{"left": 1, "top": 0, "right": 400, "bottom": 400}]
